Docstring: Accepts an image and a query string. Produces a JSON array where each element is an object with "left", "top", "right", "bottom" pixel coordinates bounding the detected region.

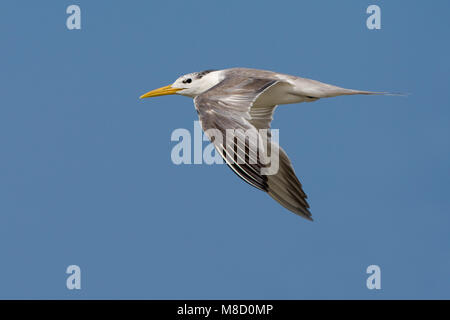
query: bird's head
[{"left": 140, "top": 70, "right": 221, "bottom": 99}]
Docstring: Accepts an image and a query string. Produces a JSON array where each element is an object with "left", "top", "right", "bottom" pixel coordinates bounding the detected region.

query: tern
[{"left": 140, "top": 68, "right": 391, "bottom": 220}]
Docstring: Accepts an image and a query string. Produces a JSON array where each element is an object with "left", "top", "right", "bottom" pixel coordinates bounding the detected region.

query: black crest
[{"left": 195, "top": 69, "right": 216, "bottom": 79}]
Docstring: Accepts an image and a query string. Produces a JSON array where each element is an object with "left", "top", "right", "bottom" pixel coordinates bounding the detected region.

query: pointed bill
[{"left": 140, "top": 85, "right": 181, "bottom": 99}]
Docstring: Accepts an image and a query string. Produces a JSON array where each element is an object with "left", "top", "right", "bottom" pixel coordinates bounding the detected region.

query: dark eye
[{"left": 183, "top": 78, "right": 192, "bottom": 84}]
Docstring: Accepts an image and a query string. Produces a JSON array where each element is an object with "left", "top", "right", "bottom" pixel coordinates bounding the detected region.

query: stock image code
[{"left": 0, "top": 0, "right": 449, "bottom": 315}]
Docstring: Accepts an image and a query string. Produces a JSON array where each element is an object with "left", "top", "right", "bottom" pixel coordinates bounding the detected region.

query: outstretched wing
[{"left": 194, "top": 76, "right": 312, "bottom": 220}]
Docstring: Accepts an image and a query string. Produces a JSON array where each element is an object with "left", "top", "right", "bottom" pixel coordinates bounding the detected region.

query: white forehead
[
  {"left": 175, "top": 73, "right": 194, "bottom": 83},
  {"left": 176, "top": 70, "right": 217, "bottom": 82},
  {"left": 172, "top": 70, "right": 224, "bottom": 97}
]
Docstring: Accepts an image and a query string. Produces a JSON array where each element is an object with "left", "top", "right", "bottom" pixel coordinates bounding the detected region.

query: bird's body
[{"left": 140, "top": 68, "right": 389, "bottom": 220}]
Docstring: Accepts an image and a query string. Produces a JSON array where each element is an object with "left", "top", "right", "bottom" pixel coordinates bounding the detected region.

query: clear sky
[{"left": 0, "top": 0, "right": 449, "bottom": 299}]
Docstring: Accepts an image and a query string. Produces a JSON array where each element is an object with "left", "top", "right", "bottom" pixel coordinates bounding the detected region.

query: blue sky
[{"left": 0, "top": 0, "right": 449, "bottom": 299}]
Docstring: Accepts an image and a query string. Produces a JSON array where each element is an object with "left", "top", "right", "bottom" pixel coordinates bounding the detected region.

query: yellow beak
[{"left": 139, "top": 85, "right": 182, "bottom": 99}]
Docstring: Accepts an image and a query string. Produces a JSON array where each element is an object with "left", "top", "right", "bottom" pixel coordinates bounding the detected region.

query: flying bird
[{"left": 140, "top": 68, "right": 390, "bottom": 220}]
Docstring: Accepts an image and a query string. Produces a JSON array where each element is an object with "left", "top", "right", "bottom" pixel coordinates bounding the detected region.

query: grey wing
[{"left": 194, "top": 76, "right": 312, "bottom": 220}]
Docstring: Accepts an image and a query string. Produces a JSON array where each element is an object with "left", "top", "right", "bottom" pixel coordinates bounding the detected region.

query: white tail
[{"left": 294, "top": 77, "right": 406, "bottom": 98}]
